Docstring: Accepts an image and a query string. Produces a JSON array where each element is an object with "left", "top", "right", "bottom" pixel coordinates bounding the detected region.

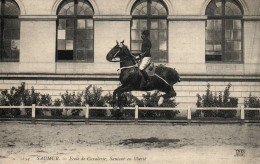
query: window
[
  {"left": 205, "top": 0, "right": 243, "bottom": 62},
  {"left": 131, "top": 0, "right": 168, "bottom": 63},
  {"left": 57, "top": 0, "right": 94, "bottom": 62},
  {"left": 0, "top": 0, "right": 20, "bottom": 62}
]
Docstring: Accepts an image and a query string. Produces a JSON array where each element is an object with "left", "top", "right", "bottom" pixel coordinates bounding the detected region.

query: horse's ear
[
  {"left": 121, "top": 40, "right": 124, "bottom": 45},
  {"left": 116, "top": 40, "right": 119, "bottom": 45}
]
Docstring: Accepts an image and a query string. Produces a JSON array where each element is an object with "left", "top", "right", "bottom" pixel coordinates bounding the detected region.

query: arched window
[
  {"left": 131, "top": 0, "right": 168, "bottom": 63},
  {"left": 0, "top": 0, "right": 20, "bottom": 62},
  {"left": 205, "top": 0, "right": 243, "bottom": 62},
  {"left": 57, "top": 0, "right": 94, "bottom": 62}
]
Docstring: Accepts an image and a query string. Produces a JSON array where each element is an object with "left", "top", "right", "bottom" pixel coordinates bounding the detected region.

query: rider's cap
[{"left": 142, "top": 30, "right": 150, "bottom": 36}]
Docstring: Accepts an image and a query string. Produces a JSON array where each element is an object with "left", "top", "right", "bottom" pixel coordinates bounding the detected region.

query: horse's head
[
  {"left": 106, "top": 41, "right": 122, "bottom": 62},
  {"left": 106, "top": 40, "right": 135, "bottom": 63}
]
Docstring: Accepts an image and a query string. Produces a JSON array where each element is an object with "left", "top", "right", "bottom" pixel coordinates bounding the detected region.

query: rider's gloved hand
[{"left": 135, "top": 54, "right": 141, "bottom": 60}]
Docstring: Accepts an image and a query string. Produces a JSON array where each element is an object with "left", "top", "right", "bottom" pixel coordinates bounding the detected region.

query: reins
[
  {"left": 110, "top": 45, "right": 139, "bottom": 63},
  {"left": 117, "top": 64, "right": 138, "bottom": 71}
]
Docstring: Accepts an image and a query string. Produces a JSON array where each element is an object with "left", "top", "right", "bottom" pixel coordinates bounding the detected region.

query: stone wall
[{"left": 1, "top": 75, "right": 259, "bottom": 108}]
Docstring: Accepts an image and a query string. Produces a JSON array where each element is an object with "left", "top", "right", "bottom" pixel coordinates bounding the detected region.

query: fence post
[
  {"left": 85, "top": 104, "right": 89, "bottom": 124},
  {"left": 32, "top": 104, "right": 36, "bottom": 124},
  {"left": 240, "top": 105, "right": 245, "bottom": 125},
  {"left": 135, "top": 105, "right": 139, "bottom": 124},
  {"left": 187, "top": 105, "right": 191, "bottom": 125}
]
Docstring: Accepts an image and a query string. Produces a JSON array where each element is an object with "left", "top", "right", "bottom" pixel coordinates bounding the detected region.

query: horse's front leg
[
  {"left": 112, "top": 87, "right": 120, "bottom": 110},
  {"left": 112, "top": 85, "right": 128, "bottom": 111},
  {"left": 115, "top": 85, "right": 134, "bottom": 112}
]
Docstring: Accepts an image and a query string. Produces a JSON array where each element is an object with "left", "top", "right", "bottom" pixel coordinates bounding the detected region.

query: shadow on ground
[{"left": 119, "top": 137, "right": 189, "bottom": 148}]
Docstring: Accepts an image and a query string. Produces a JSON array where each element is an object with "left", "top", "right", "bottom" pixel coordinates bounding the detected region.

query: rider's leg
[
  {"left": 140, "top": 69, "right": 150, "bottom": 84},
  {"left": 139, "top": 57, "right": 151, "bottom": 86}
]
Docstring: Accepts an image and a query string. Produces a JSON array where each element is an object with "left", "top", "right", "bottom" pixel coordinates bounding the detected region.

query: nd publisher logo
[{"left": 234, "top": 149, "right": 245, "bottom": 157}]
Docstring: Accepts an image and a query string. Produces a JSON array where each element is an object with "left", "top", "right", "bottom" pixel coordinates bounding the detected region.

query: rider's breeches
[{"left": 139, "top": 57, "right": 151, "bottom": 70}]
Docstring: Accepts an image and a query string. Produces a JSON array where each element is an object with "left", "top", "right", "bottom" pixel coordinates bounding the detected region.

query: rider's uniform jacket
[{"left": 141, "top": 38, "right": 152, "bottom": 58}]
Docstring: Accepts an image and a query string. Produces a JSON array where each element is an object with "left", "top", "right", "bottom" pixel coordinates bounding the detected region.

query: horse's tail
[
  {"left": 155, "top": 65, "right": 180, "bottom": 85},
  {"left": 168, "top": 68, "right": 181, "bottom": 84}
]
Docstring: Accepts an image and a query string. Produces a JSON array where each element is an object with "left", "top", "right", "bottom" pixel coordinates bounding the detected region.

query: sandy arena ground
[{"left": 0, "top": 122, "right": 260, "bottom": 164}]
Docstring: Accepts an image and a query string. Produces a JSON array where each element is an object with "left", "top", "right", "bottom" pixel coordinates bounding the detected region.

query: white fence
[{"left": 0, "top": 105, "right": 259, "bottom": 124}]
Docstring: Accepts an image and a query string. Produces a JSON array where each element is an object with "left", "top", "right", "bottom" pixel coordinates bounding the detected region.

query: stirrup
[{"left": 143, "top": 79, "right": 150, "bottom": 86}]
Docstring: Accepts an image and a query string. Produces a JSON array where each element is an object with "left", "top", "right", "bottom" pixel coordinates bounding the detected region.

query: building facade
[{"left": 0, "top": 0, "right": 260, "bottom": 107}]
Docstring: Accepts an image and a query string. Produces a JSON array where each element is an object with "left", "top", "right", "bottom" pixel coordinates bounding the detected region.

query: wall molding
[
  {"left": 125, "top": 0, "right": 174, "bottom": 15},
  {"left": 167, "top": 15, "right": 207, "bottom": 21},
  {"left": 93, "top": 15, "right": 132, "bottom": 21},
  {"left": 19, "top": 15, "right": 57, "bottom": 21},
  {"left": 200, "top": 0, "right": 249, "bottom": 15},
  {"left": 243, "top": 15, "right": 260, "bottom": 21},
  {"left": 51, "top": 0, "right": 100, "bottom": 15},
  {"left": 18, "top": 15, "right": 260, "bottom": 21},
  {"left": 0, "top": 73, "right": 260, "bottom": 82},
  {"left": 15, "top": 0, "right": 26, "bottom": 15}
]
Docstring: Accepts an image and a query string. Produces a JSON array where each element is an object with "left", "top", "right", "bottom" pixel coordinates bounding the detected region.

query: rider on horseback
[{"left": 139, "top": 30, "right": 152, "bottom": 86}]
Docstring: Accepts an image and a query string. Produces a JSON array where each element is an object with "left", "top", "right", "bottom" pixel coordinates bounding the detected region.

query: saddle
[{"left": 144, "top": 62, "right": 155, "bottom": 76}]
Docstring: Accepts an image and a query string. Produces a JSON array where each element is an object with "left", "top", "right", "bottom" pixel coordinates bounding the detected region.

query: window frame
[
  {"left": 206, "top": 0, "right": 244, "bottom": 63},
  {"left": 130, "top": 0, "right": 169, "bottom": 63},
  {"left": 0, "top": 0, "right": 20, "bottom": 62},
  {"left": 56, "top": 0, "right": 94, "bottom": 63}
]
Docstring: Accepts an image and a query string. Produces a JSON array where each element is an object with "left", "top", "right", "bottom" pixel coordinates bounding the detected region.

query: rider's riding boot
[{"left": 140, "top": 69, "right": 150, "bottom": 86}]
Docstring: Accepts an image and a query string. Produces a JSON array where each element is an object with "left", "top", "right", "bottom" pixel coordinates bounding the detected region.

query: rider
[{"left": 139, "top": 30, "right": 152, "bottom": 86}]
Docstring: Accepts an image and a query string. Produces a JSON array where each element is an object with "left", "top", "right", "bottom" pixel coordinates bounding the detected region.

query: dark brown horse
[{"left": 106, "top": 41, "right": 180, "bottom": 110}]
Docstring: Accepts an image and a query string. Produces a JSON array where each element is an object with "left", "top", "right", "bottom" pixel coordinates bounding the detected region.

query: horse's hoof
[
  {"left": 158, "top": 97, "right": 164, "bottom": 106},
  {"left": 113, "top": 106, "right": 118, "bottom": 111},
  {"left": 119, "top": 106, "right": 124, "bottom": 112}
]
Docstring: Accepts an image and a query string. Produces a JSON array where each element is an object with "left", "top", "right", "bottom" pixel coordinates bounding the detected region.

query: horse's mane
[
  {"left": 123, "top": 45, "right": 135, "bottom": 58},
  {"left": 122, "top": 45, "right": 137, "bottom": 63}
]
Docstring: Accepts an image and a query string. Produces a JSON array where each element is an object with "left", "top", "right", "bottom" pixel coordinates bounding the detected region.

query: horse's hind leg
[
  {"left": 158, "top": 87, "right": 176, "bottom": 106},
  {"left": 164, "top": 87, "right": 176, "bottom": 98}
]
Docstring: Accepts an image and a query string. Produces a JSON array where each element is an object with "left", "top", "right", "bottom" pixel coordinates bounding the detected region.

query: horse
[{"left": 106, "top": 40, "right": 180, "bottom": 111}]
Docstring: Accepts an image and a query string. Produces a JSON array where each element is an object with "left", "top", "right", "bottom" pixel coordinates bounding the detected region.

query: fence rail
[{"left": 0, "top": 105, "right": 259, "bottom": 124}]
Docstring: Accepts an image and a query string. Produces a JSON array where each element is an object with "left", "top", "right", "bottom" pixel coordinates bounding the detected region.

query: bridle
[
  {"left": 110, "top": 48, "right": 122, "bottom": 62},
  {"left": 110, "top": 45, "right": 138, "bottom": 63}
]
